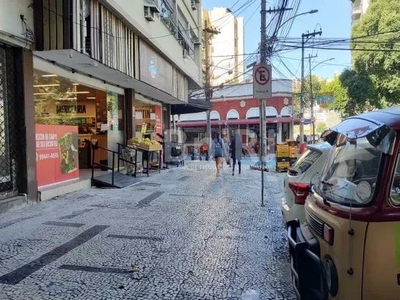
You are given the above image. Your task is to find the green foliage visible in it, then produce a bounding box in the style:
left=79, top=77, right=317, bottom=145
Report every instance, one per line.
left=293, top=76, right=329, bottom=115
left=326, top=74, right=349, bottom=117
left=339, top=70, right=381, bottom=117
left=352, top=0, right=400, bottom=106
left=316, top=122, right=327, bottom=133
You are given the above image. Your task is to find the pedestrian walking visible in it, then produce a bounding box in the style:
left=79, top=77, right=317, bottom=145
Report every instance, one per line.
left=221, top=129, right=231, bottom=167
left=211, top=133, right=227, bottom=176
left=229, top=131, right=245, bottom=176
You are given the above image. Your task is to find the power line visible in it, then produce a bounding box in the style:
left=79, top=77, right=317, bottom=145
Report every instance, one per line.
left=212, top=0, right=256, bottom=29
left=279, top=44, right=400, bottom=52
left=244, top=3, right=261, bottom=26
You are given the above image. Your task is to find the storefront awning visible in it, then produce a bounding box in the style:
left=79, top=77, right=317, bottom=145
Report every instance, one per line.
left=34, top=50, right=187, bottom=105
left=176, top=117, right=303, bottom=127
left=170, top=98, right=211, bottom=115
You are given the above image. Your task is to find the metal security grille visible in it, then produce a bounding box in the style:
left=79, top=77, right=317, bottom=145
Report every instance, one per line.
left=0, top=45, right=18, bottom=197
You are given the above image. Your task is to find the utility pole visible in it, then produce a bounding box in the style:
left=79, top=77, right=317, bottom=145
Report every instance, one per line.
left=300, top=30, right=322, bottom=145
left=259, top=0, right=267, bottom=207
left=204, top=25, right=219, bottom=160
left=308, top=53, right=317, bottom=144
left=257, top=4, right=292, bottom=207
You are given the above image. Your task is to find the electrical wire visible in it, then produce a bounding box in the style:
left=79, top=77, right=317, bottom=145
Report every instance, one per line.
left=274, top=52, right=300, bottom=78
left=244, top=3, right=261, bottom=26
left=214, top=0, right=257, bottom=30
left=41, top=3, right=400, bottom=53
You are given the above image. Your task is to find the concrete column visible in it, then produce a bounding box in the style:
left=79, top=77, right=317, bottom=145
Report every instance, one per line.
left=124, top=88, right=134, bottom=141
left=21, top=50, right=38, bottom=202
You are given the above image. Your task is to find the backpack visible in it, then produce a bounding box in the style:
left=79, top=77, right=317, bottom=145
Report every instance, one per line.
left=214, top=139, right=223, bottom=157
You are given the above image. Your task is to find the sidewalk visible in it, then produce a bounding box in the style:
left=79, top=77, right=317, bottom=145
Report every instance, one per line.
left=0, top=161, right=294, bottom=300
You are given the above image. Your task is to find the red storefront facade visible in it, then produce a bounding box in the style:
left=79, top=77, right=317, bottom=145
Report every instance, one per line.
left=175, top=81, right=297, bottom=154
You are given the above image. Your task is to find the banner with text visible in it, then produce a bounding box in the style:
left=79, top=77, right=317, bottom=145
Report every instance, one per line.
left=35, top=124, right=79, bottom=187
left=154, top=105, right=163, bottom=136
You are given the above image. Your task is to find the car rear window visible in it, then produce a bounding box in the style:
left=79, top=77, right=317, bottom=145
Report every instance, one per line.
left=290, top=149, right=322, bottom=175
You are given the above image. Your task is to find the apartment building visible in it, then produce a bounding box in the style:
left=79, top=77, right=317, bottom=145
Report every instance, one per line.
left=0, top=0, right=206, bottom=205
left=31, top=0, right=204, bottom=188
left=0, top=0, right=37, bottom=209
left=205, top=7, right=244, bottom=87
left=352, top=0, right=370, bottom=22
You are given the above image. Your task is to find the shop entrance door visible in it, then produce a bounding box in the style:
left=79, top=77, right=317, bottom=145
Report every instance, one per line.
left=0, top=45, right=19, bottom=197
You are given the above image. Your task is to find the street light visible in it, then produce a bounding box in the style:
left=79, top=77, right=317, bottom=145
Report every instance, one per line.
left=309, top=57, right=335, bottom=143
left=277, top=9, right=318, bottom=32
left=311, top=57, right=335, bottom=72
left=210, top=56, right=234, bottom=84
left=272, top=9, right=318, bottom=140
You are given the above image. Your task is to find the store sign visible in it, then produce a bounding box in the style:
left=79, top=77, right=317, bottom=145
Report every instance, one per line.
left=139, top=41, right=173, bottom=95
left=316, top=93, right=334, bottom=108
left=56, top=105, right=87, bottom=114
left=35, top=124, right=80, bottom=187
left=155, top=105, right=162, bottom=135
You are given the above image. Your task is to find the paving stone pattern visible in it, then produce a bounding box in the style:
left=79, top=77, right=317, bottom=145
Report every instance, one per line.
left=0, top=162, right=294, bottom=300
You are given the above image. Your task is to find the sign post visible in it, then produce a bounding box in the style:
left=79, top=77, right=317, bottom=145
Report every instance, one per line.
left=253, top=63, right=272, bottom=207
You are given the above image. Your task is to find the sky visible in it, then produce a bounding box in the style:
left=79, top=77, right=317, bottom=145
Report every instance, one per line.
left=202, top=0, right=352, bottom=80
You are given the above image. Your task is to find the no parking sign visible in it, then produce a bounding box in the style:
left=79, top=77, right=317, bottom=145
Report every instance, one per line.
left=253, top=63, right=272, bottom=99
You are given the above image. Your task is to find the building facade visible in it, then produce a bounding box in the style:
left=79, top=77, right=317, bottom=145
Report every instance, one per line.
left=0, top=0, right=37, bottom=206
left=175, top=80, right=296, bottom=154
left=352, top=0, right=370, bottom=22
left=206, top=7, right=244, bottom=86
left=30, top=0, right=202, bottom=189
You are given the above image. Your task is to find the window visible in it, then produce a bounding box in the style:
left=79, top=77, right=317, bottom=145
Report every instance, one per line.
left=290, top=149, right=322, bottom=176
left=318, top=136, right=382, bottom=206
left=390, top=154, right=400, bottom=205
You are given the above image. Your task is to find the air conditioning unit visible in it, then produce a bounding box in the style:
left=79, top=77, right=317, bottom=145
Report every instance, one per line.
left=191, top=0, right=197, bottom=10
left=144, top=5, right=160, bottom=22
left=192, top=37, right=201, bottom=45
left=183, top=49, right=189, bottom=58
left=144, top=6, right=155, bottom=21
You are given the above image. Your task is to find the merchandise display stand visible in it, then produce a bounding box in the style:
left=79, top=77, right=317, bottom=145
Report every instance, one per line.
left=130, top=143, right=162, bottom=177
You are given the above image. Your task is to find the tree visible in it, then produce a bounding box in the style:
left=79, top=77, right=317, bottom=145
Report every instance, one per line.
left=293, top=75, right=328, bottom=115
left=352, top=0, right=400, bottom=106
left=339, top=69, right=378, bottom=115
left=326, top=74, right=348, bottom=117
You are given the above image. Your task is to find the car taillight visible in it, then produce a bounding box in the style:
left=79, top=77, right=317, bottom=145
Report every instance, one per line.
left=323, top=223, right=334, bottom=245
left=288, top=182, right=310, bottom=205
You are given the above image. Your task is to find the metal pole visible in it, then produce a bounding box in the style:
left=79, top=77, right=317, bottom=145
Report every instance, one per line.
left=300, top=34, right=305, bottom=145
left=259, top=0, right=266, bottom=207
left=309, top=54, right=314, bottom=144
left=205, top=28, right=212, bottom=160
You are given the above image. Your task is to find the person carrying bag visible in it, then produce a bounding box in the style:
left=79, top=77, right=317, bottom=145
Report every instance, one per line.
left=211, top=133, right=226, bottom=176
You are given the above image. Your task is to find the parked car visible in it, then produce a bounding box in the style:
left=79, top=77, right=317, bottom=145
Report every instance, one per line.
left=281, top=142, right=331, bottom=226
left=287, top=108, right=400, bottom=300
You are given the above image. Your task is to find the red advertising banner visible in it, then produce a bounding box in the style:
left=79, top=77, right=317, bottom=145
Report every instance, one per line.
left=154, top=105, right=162, bottom=135
left=35, top=124, right=80, bottom=187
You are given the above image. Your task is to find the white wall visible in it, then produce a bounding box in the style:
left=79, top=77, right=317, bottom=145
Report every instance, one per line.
left=0, top=0, right=33, bottom=47
left=209, top=7, right=244, bottom=86
left=236, top=17, right=244, bottom=83
left=105, top=0, right=202, bottom=87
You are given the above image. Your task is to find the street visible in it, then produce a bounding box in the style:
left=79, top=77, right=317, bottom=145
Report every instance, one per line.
left=0, top=162, right=294, bottom=300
